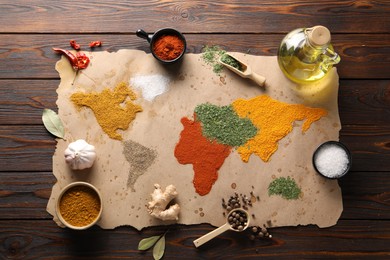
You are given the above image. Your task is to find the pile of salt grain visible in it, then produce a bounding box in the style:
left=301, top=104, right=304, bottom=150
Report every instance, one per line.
left=129, top=74, right=170, bottom=101
left=314, top=144, right=350, bottom=178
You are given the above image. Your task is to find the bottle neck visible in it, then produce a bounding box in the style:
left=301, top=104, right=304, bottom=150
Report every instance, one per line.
left=297, top=28, right=329, bottom=63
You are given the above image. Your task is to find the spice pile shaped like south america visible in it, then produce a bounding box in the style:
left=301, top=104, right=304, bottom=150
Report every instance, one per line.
left=174, top=95, right=327, bottom=196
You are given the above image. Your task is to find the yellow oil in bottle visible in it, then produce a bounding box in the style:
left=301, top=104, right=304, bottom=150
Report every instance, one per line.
left=277, top=26, right=340, bottom=84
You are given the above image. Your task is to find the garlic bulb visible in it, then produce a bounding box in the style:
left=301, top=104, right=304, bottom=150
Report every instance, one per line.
left=64, top=139, right=96, bottom=170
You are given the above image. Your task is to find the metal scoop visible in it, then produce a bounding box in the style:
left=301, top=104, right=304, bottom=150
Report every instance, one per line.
left=219, top=53, right=266, bottom=87
left=193, top=208, right=250, bottom=248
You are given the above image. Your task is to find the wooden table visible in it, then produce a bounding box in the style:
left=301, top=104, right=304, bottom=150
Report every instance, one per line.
left=1, top=1, right=389, bottom=259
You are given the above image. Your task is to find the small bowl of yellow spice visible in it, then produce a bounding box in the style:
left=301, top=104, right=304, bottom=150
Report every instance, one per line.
left=56, top=182, right=102, bottom=230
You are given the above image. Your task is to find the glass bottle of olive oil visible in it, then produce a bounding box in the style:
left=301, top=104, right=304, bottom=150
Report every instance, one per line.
left=277, top=26, right=340, bottom=84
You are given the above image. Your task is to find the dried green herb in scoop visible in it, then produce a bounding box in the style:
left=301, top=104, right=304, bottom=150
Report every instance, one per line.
left=220, top=54, right=242, bottom=71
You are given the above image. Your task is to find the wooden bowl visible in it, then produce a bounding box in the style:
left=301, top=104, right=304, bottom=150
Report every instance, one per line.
left=56, top=181, right=103, bottom=230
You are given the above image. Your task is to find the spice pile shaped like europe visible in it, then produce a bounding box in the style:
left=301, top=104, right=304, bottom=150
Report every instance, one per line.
left=174, top=95, right=327, bottom=196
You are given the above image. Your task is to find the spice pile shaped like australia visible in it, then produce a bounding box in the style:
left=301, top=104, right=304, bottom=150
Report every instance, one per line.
left=70, top=82, right=142, bottom=140
left=175, top=95, right=327, bottom=196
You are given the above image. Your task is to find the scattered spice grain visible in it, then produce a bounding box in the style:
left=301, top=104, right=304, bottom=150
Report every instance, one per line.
left=220, top=192, right=271, bottom=239
left=249, top=224, right=272, bottom=240
left=201, top=45, right=226, bottom=74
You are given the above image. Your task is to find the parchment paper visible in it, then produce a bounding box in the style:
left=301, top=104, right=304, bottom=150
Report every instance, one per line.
left=47, top=50, right=342, bottom=230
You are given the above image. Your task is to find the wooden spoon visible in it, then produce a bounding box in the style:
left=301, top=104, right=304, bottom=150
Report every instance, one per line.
left=219, top=53, right=266, bottom=87
left=193, top=208, right=250, bottom=248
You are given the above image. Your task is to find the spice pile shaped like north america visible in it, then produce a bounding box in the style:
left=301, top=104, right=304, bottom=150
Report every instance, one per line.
left=70, top=82, right=142, bottom=140
left=174, top=95, right=327, bottom=196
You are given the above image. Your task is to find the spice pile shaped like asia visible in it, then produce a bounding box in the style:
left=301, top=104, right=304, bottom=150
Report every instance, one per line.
left=174, top=95, right=327, bottom=196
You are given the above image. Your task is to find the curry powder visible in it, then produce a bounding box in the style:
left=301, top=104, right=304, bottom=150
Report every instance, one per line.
left=70, top=82, right=142, bottom=140
left=59, top=185, right=101, bottom=227
left=232, top=95, right=327, bottom=162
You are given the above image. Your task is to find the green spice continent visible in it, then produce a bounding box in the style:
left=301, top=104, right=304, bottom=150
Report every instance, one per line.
left=195, top=103, right=258, bottom=147
left=268, top=176, right=301, bottom=200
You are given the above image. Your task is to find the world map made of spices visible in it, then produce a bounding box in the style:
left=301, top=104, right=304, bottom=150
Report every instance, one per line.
left=70, top=82, right=327, bottom=195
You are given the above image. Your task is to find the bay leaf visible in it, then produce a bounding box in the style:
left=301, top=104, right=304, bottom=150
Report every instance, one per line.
left=152, top=235, right=165, bottom=260
left=42, top=108, right=65, bottom=139
left=138, top=235, right=161, bottom=251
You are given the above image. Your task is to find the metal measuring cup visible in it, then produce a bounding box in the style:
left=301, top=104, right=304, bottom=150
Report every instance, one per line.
left=193, top=208, right=250, bottom=248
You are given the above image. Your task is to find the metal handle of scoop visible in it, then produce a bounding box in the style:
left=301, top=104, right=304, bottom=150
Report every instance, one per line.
left=193, top=223, right=231, bottom=248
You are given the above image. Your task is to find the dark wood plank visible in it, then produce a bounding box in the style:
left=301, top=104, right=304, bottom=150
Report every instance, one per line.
left=1, top=171, right=389, bottom=220
left=339, top=125, right=390, bottom=172
left=0, top=172, right=56, bottom=220
left=1, top=79, right=389, bottom=125
left=1, top=1, right=389, bottom=33
left=0, top=220, right=389, bottom=259
left=0, top=80, right=58, bottom=125
left=0, top=126, right=56, bottom=172
left=338, top=80, right=390, bottom=126
left=339, top=172, right=390, bottom=220
left=0, top=34, right=389, bottom=79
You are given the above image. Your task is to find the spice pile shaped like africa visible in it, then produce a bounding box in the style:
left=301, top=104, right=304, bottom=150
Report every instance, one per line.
left=174, top=95, right=327, bottom=196
left=70, top=82, right=142, bottom=140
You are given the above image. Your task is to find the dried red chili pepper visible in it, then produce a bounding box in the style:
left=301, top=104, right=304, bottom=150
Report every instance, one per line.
left=69, top=39, right=81, bottom=50
left=52, top=48, right=79, bottom=70
left=52, top=48, right=90, bottom=70
left=89, top=41, right=102, bottom=48
left=75, top=52, right=90, bottom=69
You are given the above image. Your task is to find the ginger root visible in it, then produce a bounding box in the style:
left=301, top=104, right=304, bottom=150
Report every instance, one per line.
left=147, top=184, right=180, bottom=221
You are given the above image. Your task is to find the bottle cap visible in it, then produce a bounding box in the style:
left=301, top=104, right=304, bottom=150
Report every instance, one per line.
left=308, top=26, right=331, bottom=47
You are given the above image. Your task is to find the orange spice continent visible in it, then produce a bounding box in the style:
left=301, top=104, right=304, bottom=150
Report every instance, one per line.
left=174, top=116, right=231, bottom=196
left=232, top=95, right=327, bottom=162
left=70, top=82, right=142, bottom=140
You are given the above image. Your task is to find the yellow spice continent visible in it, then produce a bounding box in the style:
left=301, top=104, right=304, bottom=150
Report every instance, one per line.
left=70, top=82, right=142, bottom=140
left=232, top=95, right=327, bottom=162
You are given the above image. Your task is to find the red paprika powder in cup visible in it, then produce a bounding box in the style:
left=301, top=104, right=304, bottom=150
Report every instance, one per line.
left=152, top=34, right=184, bottom=61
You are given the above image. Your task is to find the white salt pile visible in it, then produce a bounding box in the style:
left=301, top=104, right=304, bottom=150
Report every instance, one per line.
left=129, top=74, right=170, bottom=101
left=314, top=143, right=350, bottom=178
